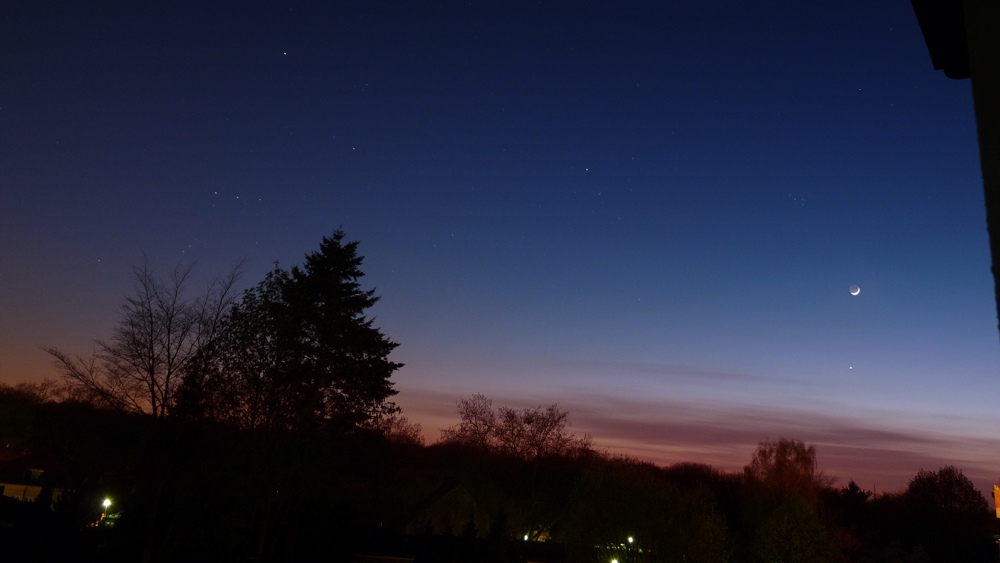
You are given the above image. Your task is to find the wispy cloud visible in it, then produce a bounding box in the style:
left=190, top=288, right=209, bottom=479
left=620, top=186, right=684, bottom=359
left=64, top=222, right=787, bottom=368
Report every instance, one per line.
left=556, top=358, right=779, bottom=383
left=565, top=394, right=1000, bottom=496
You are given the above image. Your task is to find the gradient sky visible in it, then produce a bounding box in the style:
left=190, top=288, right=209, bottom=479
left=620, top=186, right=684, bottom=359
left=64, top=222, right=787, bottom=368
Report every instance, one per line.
left=2, top=1, right=997, bottom=496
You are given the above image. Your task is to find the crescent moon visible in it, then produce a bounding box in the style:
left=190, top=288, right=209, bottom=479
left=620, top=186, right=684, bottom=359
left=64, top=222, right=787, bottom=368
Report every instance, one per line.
left=850, top=285, right=860, bottom=296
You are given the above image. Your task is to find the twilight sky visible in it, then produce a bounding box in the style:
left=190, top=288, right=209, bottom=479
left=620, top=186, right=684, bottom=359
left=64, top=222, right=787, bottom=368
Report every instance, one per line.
left=1, top=1, right=997, bottom=495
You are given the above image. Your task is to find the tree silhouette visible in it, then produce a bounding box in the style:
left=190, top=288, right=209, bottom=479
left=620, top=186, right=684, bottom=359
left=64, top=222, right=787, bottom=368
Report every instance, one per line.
left=179, top=231, right=402, bottom=429
left=900, top=465, right=994, bottom=562
left=904, top=465, right=989, bottom=514
left=46, top=261, right=240, bottom=416
left=743, top=438, right=824, bottom=505
left=368, top=412, right=425, bottom=446
left=440, top=394, right=591, bottom=459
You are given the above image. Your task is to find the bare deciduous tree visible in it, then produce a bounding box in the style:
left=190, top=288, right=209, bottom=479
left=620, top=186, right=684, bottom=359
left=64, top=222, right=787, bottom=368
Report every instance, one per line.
left=367, top=412, right=425, bottom=446
left=440, top=394, right=591, bottom=458
left=45, top=261, right=241, bottom=416
left=743, top=438, right=829, bottom=504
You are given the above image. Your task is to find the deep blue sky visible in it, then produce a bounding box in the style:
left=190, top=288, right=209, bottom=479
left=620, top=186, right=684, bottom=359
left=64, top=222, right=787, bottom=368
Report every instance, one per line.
left=2, top=1, right=997, bottom=494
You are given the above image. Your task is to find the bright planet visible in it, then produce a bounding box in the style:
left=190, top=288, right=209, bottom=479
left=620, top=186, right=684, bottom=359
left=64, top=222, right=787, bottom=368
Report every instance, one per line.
left=850, top=285, right=861, bottom=296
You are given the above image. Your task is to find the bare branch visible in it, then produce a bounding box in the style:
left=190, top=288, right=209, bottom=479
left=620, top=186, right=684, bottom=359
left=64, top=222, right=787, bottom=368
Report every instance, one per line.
left=44, top=259, right=242, bottom=417
left=440, top=394, right=590, bottom=458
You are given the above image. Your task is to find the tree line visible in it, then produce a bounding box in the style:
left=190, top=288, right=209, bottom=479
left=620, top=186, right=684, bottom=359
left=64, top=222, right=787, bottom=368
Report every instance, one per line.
left=1, top=384, right=996, bottom=562
left=3, top=231, right=997, bottom=561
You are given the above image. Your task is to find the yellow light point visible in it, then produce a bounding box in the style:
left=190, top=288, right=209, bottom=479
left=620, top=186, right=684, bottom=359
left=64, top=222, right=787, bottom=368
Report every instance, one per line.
left=628, top=536, right=633, bottom=543
left=102, top=498, right=111, bottom=509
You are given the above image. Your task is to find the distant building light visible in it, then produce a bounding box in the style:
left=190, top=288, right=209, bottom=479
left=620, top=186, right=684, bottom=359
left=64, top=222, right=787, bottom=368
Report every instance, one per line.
left=994, top=481, right=999, bottom=518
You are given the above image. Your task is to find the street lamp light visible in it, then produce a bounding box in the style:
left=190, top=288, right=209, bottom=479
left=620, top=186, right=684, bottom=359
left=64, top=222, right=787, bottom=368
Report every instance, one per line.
left=98, top=498, right=112, bottom=526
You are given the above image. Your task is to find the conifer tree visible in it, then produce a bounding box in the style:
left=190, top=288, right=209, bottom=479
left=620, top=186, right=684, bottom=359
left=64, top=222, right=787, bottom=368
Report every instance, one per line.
left=180, top=231, right=402, bottom=429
